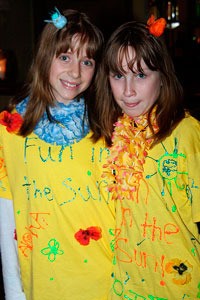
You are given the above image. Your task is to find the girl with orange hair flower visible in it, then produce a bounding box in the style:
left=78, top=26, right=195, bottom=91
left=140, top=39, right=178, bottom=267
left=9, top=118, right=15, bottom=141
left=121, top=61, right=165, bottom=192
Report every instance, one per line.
left=91, top=16, right=200, bottom=299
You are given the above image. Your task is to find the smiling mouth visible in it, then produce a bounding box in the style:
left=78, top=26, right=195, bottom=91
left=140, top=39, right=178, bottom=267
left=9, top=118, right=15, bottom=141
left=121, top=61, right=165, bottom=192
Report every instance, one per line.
left=61, top=80, right=80, bottom=88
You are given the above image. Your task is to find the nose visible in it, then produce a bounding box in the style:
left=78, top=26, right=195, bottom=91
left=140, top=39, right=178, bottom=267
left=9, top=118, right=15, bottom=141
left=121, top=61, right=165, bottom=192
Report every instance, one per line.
left=68, top=60, right=81, bottom=79
left=124, top=77, right=136, bottom=97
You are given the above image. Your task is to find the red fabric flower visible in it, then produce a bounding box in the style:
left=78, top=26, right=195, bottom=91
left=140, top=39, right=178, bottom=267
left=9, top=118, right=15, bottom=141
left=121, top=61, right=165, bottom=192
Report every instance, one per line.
left=147, top=14, right=167, bottom=37
left=74, top=226, right=102, bottom=246
left=0, top=110, right=23, bottom=133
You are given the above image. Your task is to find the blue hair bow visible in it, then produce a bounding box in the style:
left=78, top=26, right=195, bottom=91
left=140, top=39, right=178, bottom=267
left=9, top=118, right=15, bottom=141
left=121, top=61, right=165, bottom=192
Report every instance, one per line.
left=44, top=7, right=67, bottom=29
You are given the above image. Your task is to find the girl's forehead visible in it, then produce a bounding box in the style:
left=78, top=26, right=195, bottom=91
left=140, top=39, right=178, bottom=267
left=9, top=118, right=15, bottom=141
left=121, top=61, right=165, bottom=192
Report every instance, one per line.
left=70, top=34, right=86, bottom=49
left=118, top=45, right=135, bottom=58
left=117, top=47, right=145, bottom=68
left=58, top=33, right=89, bottom=56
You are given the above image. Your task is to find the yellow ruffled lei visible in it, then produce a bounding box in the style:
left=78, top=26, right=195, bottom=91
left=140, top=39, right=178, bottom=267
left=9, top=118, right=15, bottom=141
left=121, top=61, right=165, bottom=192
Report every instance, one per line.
left=103, top=108, right=158, bottom=201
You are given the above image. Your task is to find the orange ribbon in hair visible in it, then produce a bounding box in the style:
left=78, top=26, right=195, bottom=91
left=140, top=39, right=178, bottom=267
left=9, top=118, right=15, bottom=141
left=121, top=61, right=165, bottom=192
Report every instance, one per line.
left=147, top=15, right=167, bottom=37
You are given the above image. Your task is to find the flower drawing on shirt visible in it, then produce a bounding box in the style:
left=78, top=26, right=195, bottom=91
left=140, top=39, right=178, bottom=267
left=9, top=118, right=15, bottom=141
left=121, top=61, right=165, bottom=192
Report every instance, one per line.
left=41, top=238, right=64, bottom=262
left=146, top=138, right=188, bottom=196
left=165, top=258, right=193, bottom=285
left=0, top=110, right=23, bottom=133
left=74, top=226, right=102, bottom=246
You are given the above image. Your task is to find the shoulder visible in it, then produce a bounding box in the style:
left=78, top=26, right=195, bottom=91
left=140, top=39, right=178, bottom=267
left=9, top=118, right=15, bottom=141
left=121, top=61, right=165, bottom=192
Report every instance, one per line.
left=171, top=114, right=200, bottom=151
left=175, top=114, right=200, bottom=135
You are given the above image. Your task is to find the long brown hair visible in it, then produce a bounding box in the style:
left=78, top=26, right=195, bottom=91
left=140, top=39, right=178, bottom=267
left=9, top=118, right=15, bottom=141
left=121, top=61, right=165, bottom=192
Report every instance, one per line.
left=91, top=21, right=185, bottom=146
left=8, top=9, right=104, bottom=136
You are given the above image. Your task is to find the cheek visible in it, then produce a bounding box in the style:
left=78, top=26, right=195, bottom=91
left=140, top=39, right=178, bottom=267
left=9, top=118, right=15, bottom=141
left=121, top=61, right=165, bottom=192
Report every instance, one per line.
left=49, top=64, right=59, bottom=82
left=150, top=81, right=161, bottom=99
left=85, top=69, right=95, bottom=83
left=110, top=81, right=120, bottom=96
left=49, top=70, right=54, bottom=85
left=154, top=85, right=161, bottom=100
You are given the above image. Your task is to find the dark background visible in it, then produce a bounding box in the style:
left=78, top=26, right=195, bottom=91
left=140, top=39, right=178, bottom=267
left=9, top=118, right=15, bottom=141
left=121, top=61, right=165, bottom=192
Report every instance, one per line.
left=0, top=0, right=200, bottom=115
left=0, top=0, right=200, bottom=298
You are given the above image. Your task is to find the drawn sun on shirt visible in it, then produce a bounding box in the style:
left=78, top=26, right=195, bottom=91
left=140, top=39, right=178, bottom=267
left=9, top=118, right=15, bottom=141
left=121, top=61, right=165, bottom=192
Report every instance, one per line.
left=146, top=138, right=188, bottom=197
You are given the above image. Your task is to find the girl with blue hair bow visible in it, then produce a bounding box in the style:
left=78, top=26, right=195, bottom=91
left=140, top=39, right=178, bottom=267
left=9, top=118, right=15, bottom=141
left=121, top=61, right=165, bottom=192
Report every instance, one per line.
left=0, top=8, right=115, bottom=300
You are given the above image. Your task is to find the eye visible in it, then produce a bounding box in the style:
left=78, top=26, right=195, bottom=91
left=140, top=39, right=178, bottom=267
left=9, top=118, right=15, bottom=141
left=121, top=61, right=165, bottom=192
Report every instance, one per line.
left=59, top=54, right=69, bottom=61
left=110, top=73, right=123, bottom=80
left=82, top=59, right=94, bottom=67
left=116, top=74, right=123, bottom=79
left=136, top=72, right=146, bottom=79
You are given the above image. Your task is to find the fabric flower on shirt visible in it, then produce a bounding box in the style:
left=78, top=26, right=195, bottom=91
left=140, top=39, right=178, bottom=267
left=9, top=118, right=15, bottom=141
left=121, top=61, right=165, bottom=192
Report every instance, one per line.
left=74, top=226, right=102, bottom=246
left=0, top=110, right=23, bottom=133
left=165, top=258, right=193, bottom=285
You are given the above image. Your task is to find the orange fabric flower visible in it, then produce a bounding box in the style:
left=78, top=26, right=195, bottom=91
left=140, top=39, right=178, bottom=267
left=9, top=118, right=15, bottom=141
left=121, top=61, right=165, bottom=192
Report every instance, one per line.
left=74, top=226, right=102, bottom=246
left=147, top=14, right=167, bottom=37
left=0, top=110, right=23, bottom=133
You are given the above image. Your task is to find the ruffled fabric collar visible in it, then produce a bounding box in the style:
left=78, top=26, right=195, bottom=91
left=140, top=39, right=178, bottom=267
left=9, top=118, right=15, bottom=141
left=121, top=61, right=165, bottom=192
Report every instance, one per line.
left=16, top=97, right=90, bottom=146
left=103, top=108, right=158, bottom=201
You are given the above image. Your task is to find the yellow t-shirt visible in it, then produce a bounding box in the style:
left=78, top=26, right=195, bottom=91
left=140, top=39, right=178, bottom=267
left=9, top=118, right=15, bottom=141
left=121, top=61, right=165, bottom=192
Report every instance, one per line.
left=110, top=116, right=200, bottom=300
left=0, top=126, right=115, bottom=300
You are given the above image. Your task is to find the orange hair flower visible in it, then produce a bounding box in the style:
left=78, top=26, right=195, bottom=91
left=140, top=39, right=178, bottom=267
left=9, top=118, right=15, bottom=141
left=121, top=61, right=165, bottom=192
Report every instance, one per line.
left=0, top=110, right=23, bottom=133
left=147, top=14, right=167, bottom=37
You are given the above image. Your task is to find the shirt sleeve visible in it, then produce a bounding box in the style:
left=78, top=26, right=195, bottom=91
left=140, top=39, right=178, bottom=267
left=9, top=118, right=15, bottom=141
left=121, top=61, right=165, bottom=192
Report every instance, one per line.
left=0, top=128, right=12, bottom=200
left=188, top=151, right=200, bottom=224
left=0, top=198, right=26, bottom=300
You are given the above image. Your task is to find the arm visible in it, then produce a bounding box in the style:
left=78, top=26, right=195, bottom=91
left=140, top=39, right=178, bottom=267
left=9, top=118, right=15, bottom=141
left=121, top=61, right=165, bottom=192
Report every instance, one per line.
left=0, top=198, right=26, bottom=300
left=197, top=222, right=200, bottom=234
